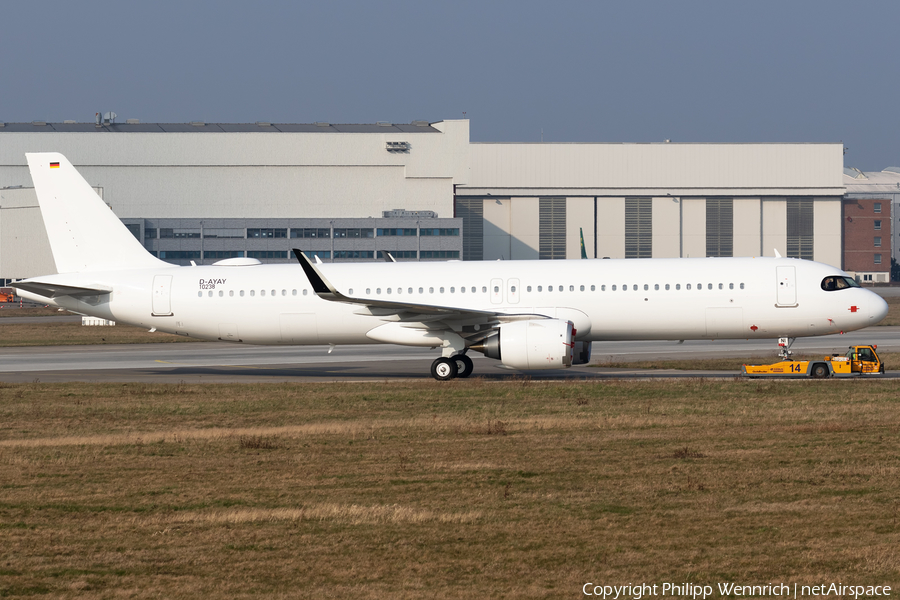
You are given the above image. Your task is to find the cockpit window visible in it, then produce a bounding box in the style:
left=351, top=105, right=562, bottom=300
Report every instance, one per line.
left=821, top=276, right=860, bottom=291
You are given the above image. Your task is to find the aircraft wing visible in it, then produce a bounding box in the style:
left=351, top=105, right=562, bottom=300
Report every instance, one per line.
left=292, top=249, right=547, bottom=327
left=13, top=280, right=112, bottom=299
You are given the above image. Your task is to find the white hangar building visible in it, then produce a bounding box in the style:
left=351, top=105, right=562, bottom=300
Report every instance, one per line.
left=0, top=118, right=844, bottom=283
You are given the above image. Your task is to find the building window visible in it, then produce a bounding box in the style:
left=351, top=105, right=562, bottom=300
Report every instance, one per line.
left=875, top=237, right=882, bottom=247
left=377, top=250, right=417, bottom=259
left=875, top=254, right=882, bottom=265
left=247, top=228, right=287, bottom=239
left=625, top=197, right=652, bottom=259
left=874, top=220, right=882, bottom=230
left=291, top=228, right=331, bottom=239
left=203, top=228, right=244, bottom=238
left=333, top=250, right=375, bottom=259
left=204, top=251, right=244, bottom=259
left=874, top=202, right=882, bottom=213
left=420, top=251, right=460, bottom=259
left=160, top=228, right=201, bottom=239
left=335, top=228, right=374, bottom=238
left=302, top=250, right=331, bottom=259
left=159, top=250, right=201, bottom=260
left=706, top=198, right=733, bottom=257
left=420, top=228, right=459, bottom=236
left=144, top=228, right=157, bottom=239
left=539, top=198, right=567, bottom=259
left=376, top=228, right=416, bottom=237
left=247, top=250, right=288, bottom=259
left=456, top=197, right=483, bottom=261
left=786, top=198, right=814, bottom=260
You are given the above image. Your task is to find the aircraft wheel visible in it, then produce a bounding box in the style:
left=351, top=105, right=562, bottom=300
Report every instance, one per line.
left=454, top=354, right=474, bottom=378
left=811, top=363, right=829, bottom=379
left=431, top=357, right=458, bottom=381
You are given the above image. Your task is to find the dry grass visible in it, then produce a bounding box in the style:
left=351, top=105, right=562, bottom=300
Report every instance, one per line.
left=0, top=306, right=66, bottom=317
left=0, top=321, right=203, bottom=346
left=1, top=380, right=898, bottom=598
left=878, top=296, right=900, bottom=326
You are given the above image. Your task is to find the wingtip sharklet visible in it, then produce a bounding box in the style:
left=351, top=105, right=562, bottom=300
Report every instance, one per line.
left=291, top=249, right=337, bottom=296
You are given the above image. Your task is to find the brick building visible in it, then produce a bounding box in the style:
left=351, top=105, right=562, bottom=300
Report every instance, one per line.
left=842, top=197, right=891, bottom=282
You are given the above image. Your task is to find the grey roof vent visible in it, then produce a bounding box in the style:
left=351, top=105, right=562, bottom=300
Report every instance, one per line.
left=411, top=120, right=429, bottom=126
left=190, top=121, right=205, bottom=127
left=315, top=122, right=330, bottom=127
left=126, top=118, right=140, bottom=124
left=32, top=121, right=47, bottom=126
left=64, top=120, right=77, bottom=124
left=376, top=121, right=392, bottom=127
left=256, top=121, right=271, bottom=127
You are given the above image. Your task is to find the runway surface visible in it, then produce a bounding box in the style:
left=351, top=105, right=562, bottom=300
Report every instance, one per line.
left=1, top=325, right=897, bottom=383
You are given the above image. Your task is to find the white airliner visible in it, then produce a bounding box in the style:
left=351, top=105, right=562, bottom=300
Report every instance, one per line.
left=14, top=152, right=889, bottom=380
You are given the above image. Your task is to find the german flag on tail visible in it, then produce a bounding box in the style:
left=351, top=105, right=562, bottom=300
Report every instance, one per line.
left=50, top=162, right=60, bottom=169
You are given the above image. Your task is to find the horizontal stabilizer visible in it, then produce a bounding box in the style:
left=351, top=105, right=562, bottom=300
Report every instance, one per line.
left=13, top=280, right=112, bottom=299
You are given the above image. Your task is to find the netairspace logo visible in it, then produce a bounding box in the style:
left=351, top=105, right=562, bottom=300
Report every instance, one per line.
left=581, top=582, right=892, bottom=599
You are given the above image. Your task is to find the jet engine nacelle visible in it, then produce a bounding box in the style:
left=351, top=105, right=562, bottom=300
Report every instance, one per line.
left=572, top=341, right=592, bottom=365
left=472, top=319, right=575, bottom=370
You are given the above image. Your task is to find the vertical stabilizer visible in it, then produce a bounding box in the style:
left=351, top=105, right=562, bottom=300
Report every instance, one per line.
left=25, top=152, right=169, bottom=273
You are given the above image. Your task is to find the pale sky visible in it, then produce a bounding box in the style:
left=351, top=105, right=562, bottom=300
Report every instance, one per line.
left=3, top=0, right=899, bottom=170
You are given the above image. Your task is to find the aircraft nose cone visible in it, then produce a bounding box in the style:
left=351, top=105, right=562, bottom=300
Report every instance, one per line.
left=870, top=293, right=889, bottom=324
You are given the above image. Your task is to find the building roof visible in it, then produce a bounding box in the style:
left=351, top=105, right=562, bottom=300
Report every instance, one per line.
left=843, top=167, right=900, bottom=194
left=0, top=121, right=440, bottom=134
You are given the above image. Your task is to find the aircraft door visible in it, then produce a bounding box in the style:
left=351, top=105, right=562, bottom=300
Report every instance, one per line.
left=776, top=266, right=797, bottom=307
left=507, top=278, right=520, bottom=304
left=490, top=278, right=503, bottom=304
left=151, top=275, right=173, bottom=316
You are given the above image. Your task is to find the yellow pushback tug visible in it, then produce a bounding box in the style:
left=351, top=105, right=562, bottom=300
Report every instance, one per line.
left=742, top=342, right=884, bottom=379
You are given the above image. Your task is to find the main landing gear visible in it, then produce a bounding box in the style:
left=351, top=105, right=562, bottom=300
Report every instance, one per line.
left=430, top=354, right=474, bottom=381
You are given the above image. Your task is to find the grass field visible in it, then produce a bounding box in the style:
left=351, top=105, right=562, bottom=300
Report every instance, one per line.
left=1, top=380, right=898, bottom=598
left=0, top=321, right=202, bottom=346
